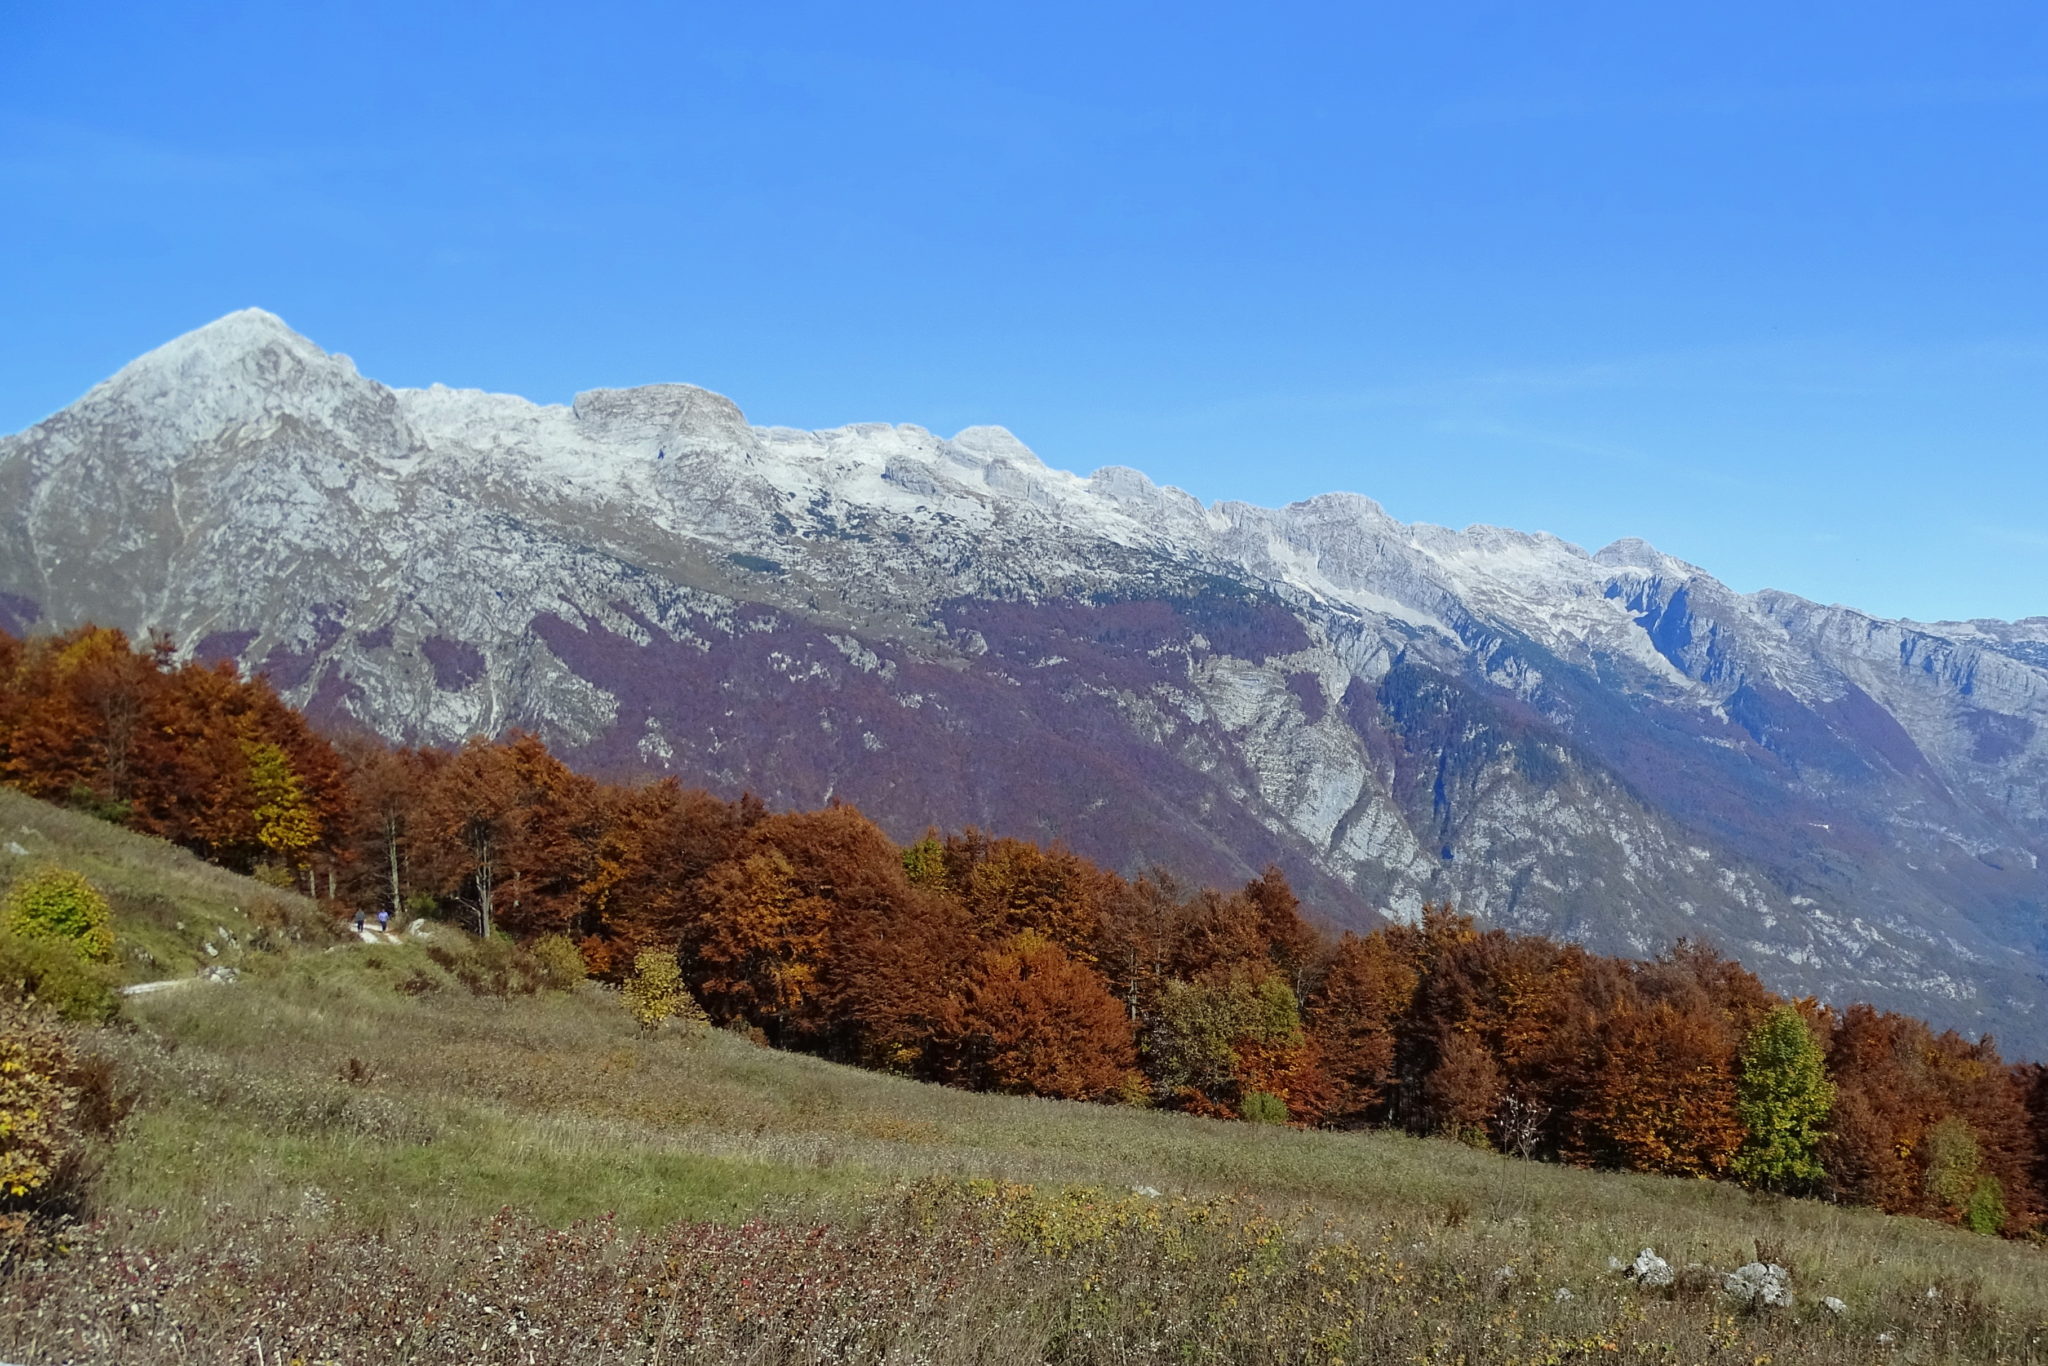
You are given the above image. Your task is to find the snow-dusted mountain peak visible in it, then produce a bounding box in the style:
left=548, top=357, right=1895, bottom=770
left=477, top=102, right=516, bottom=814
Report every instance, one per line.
left=102, top=307, right=334, bottom=395
left=1281, top=490, right=1398, bottom=529
left=946, top=425, right=1041, bottom=468
left=1593, top=536, right=1707, bottom=580
left=1086, top=465, right=1211, bottom=527
left=53, top=309, right=405, bottom=466
left=158, top=305, right=309, bottom=356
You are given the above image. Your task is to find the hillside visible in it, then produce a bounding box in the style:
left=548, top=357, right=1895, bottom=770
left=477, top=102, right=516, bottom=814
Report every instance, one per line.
left=2, top=311, right=2045, bottom=1052
left=0, top=786, right=327, bottom=986
left=3, top=790, right=2045, bottom=1363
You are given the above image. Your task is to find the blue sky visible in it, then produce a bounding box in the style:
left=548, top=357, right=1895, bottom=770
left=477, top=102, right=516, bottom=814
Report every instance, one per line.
left=3, top=1, right=2044, bottom=622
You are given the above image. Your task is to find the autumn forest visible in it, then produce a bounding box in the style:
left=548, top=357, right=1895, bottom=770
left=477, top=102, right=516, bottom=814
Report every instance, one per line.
left=3, top=623, right=2044, bottom=1239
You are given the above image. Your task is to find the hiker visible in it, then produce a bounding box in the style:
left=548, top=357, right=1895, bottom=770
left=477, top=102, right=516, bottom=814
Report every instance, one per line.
left=353, top=908, right=366, bottom=934
left=377, top=908, right=391, bottom=935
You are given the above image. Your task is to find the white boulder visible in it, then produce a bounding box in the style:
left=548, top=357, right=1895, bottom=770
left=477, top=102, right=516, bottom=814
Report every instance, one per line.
left=1723, top=1261, right=1794, bottom=1309
left=1622, top=1248, right=1674, bottom=1288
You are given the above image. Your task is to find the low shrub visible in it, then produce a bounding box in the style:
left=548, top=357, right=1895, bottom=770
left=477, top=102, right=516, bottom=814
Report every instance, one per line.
left=394, top=968, right=442, bottom=996
left=0, top=1000, right=125, bottom=1244
left=2, top=867, right=114, bottom=962
left=423, top=937, right=546, bottom=997
left=1240, top=1090, right=1288, bottom=1124
left=530, top=934, right=588, bottom=991
left=249, top=863, right=298, bottom=890
left=0, top=930, right=120, bottom=1024
left=1965, top=1175, right=2008, bottom=1237
left=622, top=950, right=708, bottom=1033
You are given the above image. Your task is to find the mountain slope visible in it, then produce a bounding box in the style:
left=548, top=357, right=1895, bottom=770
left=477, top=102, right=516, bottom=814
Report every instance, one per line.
left=4, top=310, right=2045, bottom=1050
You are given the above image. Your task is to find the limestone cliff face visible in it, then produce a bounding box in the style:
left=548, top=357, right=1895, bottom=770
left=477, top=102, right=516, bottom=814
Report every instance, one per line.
left=6, top=311, right=2045, bottom=1052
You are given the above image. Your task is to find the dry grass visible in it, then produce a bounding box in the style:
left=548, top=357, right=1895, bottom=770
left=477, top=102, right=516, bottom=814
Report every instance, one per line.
left=6, top=1179, right=2045, bottom=1364
left=3, top=788, right=2046, bottom=1363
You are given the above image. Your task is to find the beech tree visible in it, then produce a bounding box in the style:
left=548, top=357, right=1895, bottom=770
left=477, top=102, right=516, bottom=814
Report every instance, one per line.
left=244, top=740, right=320, bottom=880
left=952, top=835, right=1107, bottom=961
left=337, top=738, right=429, bottom=922
left=827, top=886, right=974, bottom=1072
left=1420, top=1031, right=1504, bottom=1141
left=1091, top=872, right=1177, bottom=1023
left=1923, top=1115, right=2005, bottom=1234
left=1819, top=1005, right=2038, bottom=1232
left=1147, top=969, right=1312, bottom=1119
left=1308, top=931, right=1416, bottom=1126
left=2022, top=1064, right=2048, bottom=1216
left=1731, top=1004, right=1834, bottom=1193
left=690, top=849, right=831, bottom=1041
left=1242, top=865, right=1322, bottom=998
left=1579, top=998, right=1743, bottom=1176
left=57, top=626, right=158, bottom=808
left=578, top=778, right=745, bottom=974
left=938, top=932, right=1137, bottom=1101
left=1166, top=889, right=1271, bottom=984
left=419, top=738, right=521, bottom=938
left=490, top=733, right=605, bottom=937
left=0, top=628, right=121, bottom=806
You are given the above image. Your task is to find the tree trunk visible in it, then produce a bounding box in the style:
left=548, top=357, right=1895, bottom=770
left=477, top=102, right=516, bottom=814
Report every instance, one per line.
left=473, top=840, right=495, bottom=939
left=386, top=814, right=403, bottom=920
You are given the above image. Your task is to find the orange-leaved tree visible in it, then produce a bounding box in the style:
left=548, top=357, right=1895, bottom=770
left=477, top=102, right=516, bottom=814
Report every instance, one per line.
left=936, top=931, right=1138, bottom=1102
left=1307, top=930, right=1417, bottom=1127
left=417, top=737, right=521, bottom=937
left=1578, top=996, right=1743, bottom=1176
left=688, top=848, right=831, bottom=1043
left=951, top=834, right=1110, bottom=963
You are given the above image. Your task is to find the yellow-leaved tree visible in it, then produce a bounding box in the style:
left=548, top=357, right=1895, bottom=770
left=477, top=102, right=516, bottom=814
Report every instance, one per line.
left=243, top=740, right=320, bottom=876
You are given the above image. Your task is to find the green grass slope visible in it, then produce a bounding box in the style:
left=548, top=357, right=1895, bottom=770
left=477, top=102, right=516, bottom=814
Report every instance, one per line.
left=3, top=788, right=2044, bottom=1364
left=0, top=786, right=330, bottom=984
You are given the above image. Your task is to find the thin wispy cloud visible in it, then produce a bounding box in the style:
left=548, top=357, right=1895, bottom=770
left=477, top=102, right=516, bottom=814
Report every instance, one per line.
left=1437, top=77, right=2048, bottom=127
left=1425, top=416, right=1750, bottom=492
left=1970, top=525, right=2048, bottom=551
left=1161, top=333, right=2048, bottom=429
left=0, top=117, right=306, bottom=189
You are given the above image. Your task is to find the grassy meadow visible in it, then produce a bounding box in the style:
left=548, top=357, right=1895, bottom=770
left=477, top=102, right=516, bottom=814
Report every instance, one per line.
left=2, top=788, right=2045, bottom=1363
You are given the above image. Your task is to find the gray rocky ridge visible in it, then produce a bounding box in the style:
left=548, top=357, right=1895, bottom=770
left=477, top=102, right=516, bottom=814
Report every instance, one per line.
left=3, top=310, right=2045, bottom=1052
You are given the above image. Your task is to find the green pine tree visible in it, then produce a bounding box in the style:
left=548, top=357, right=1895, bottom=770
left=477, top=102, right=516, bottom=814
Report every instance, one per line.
left=1731, top=1004, right=1834, bottom=1193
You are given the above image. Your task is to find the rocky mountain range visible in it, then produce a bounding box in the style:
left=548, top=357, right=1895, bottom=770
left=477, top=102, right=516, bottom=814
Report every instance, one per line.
left=4, top=310, right=2045, bottom=1053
